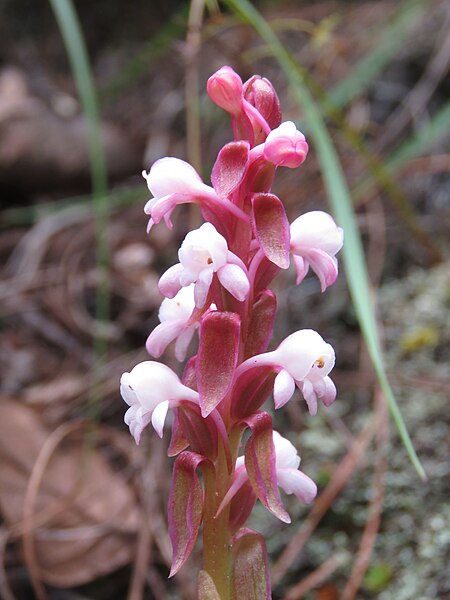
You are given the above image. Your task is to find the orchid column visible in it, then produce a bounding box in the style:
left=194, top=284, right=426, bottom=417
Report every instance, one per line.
left=120, top=66, right=343, bottom=599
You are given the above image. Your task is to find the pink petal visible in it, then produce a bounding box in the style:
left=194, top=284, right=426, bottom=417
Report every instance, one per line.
left=206, top=66, right=243, bottom=114
left=150, top=192, right=197, bottom=226
left=306, top=249, right=339, bottom=292
left=146, top=320, right=185, bottom=357
left=263, top=121, right=308, bottom=168
left=276, top=468, right=317, bottom=504
left=158, top=264, right=183, bottom=298
left=243, top=75, right=282, bottom=131
left=315, top=375, right=337, bottom=407
left=273, top=369, right=296, bottom=409
left=217, top=264, right=250, bottom=302
left=292, top=254, right=309, bottom=285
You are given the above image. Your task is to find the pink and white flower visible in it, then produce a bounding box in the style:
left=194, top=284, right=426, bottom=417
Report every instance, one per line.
left=290, top=211, right=344, bottom=292
left=217, top=430, right=316, bottom=517
left=236, top=329, right=336, bottom=415
left=272, top=431, right=317, bottom=503
left=158, top=222, right=250, bottom=308
left=146, top=285, right=199, bottom=361
left=120, top=361, right=198, bottom=443
left=263, top=121, right=308, bottom=168
left=142, top=157, right=248, bottom=233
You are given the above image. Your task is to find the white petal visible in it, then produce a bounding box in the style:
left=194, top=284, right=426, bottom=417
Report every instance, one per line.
left=300, top=378, right=318, bottom=416
left=273, top=329, right=327, bottom=381
left=158, top=284, right=195, bottom=322
left=292, top=254, right=309, bottom=285
left=273, top=369, right=296, bottom=409
left=273, top=431, right=300, bottom=470
left=174, top=326, right=196, bottom=361
left=179, top=222, right=228, bottom=277
left=277, top=468, right=317, bottom=504
left=315, top=376, right=337, bottom=407
left=144, top=157, right=203, bottom=199
left=158, top=264, right=183, bottom=298
left=151, top=400, right=170, bottom=438
left=120, top=372, right=139, bottom=407
left=145, top=320, right=184, bottom=358
left=194, top=268, right=214, bottom=307
left=290, top=211, right=343, bottom=255
left=217, top=263, right=250, bottom=301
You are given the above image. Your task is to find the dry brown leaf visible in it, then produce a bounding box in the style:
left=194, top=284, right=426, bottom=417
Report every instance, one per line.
left=0, top=397, right=140, bottom=587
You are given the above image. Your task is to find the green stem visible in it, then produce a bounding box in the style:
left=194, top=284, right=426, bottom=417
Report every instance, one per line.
left=202, top=446, right=232, bottom=599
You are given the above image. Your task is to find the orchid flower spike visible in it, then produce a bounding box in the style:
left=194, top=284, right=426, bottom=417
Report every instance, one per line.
left=120, top=361, right=198, bottom=443
left=146, top=285, right=199, bottom=361
left=158, top=222, right=250, bottom=308
left=263, top=121, right=309, bottom=168
left=237, top=329, right=336, bottom=416
left=217, top=430, right=316, bottom=517
left=290, top=211, right=344, bottom=292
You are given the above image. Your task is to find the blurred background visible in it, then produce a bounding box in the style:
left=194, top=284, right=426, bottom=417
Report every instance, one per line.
left=0, top=0, right=449, bottom=598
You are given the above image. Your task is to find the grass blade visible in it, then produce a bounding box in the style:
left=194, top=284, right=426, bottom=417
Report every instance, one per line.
left=49, top=0, right=109, bottom=415
left=223, top=0, right=425, bottom=479
left=330, top=0, right=426, bottom=108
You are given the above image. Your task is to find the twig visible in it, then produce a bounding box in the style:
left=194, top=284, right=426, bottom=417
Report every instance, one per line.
left=283, top=552, right=349, bottom=600
left=0, top=528, right=16, bottom=600
left=341, top=390, right=389, bottom=600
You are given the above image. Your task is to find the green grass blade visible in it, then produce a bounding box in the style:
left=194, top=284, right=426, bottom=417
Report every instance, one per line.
left=330, top=0, right=425, bottom=108
left=99, top=4, right=189, bottom=105
left=387, top=101, right=450, bottom=168
left=224, top=0, right=425, bottom=479
left=49, top=0, right=109, bottom=415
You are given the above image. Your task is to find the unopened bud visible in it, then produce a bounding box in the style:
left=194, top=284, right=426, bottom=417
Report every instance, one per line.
left=207, top=66, right=243, bottom=114
left=263, top=121, right=308, bottom=168
left=243, top=75, right=282, bottom=130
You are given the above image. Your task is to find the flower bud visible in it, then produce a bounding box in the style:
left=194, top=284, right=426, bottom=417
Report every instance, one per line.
left=263, top=121, right=308, bottom=168
left=243, top=75, right=282, bottom=130
left=207, top=66, right=243, bottom=115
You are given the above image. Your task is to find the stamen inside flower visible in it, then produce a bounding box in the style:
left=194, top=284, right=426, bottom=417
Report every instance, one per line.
left=315, top=357, right=325, bottom=369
